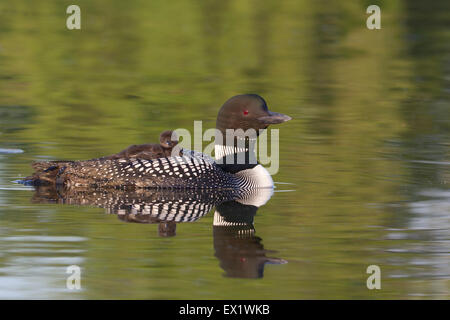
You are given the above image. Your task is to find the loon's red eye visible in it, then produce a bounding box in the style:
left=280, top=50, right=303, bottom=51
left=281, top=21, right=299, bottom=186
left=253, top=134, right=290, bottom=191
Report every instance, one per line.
left=243, top=110, right=249, bottom=115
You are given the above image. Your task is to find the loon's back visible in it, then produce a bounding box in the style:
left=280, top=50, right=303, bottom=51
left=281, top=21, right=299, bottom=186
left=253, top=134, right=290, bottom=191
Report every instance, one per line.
left=25, top=154, right=241, bottom=189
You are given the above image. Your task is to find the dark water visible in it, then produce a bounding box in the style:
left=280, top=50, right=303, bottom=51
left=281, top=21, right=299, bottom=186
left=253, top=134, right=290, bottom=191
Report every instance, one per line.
left=0, top=0, right=449, bottom=299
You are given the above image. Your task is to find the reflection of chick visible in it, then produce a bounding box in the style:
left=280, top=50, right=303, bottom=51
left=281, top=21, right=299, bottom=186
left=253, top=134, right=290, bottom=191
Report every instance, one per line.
left=158, top=221, right=177, bottom=237
left=116, top=214, right=177, bottom=237
left=102, top=130, right=180, bottom=160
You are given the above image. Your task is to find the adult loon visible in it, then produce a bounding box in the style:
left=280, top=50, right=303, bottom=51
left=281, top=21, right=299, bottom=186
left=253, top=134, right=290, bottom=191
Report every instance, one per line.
left=23, top=94, right=291, bottom=189
left=98, top=130, right=180, bottom=160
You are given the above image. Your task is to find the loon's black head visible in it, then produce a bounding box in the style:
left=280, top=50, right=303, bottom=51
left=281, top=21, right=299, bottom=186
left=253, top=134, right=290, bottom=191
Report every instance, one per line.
left=216, top=94, right=291, bottom=135
left=159, top=130, right=179, bottom=148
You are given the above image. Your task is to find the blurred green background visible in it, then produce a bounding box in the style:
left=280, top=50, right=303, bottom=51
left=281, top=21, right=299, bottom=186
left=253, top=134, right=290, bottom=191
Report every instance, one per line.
left=0, top=0, right=448, bottom=299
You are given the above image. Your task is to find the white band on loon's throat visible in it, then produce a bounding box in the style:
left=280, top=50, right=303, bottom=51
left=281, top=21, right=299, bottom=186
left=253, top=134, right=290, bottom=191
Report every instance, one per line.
left=214, top=144, right=249, bottom=160
left=214, top=137, right=257, bottom=160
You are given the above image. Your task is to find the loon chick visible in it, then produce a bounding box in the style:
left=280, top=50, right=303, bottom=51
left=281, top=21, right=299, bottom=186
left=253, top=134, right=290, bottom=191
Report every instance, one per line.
left=23, top=94, right=291, bottom=189
left=99, top=130, right=180, bottom=160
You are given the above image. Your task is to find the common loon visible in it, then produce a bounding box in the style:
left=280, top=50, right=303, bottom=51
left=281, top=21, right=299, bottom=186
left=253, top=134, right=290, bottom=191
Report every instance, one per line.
left=23, top=94, right=291, bottom=189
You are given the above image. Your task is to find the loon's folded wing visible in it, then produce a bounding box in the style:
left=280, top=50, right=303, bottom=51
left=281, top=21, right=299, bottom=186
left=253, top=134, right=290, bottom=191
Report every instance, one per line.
left=23, top=151, right=234, bottom=189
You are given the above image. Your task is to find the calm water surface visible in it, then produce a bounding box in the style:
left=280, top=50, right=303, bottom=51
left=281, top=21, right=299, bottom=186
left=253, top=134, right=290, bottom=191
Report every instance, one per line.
left=0, top=1, right=449, bottom=299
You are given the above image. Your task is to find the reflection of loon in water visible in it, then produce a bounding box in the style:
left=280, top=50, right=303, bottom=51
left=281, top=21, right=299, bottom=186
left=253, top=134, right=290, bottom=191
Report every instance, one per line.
left=213, top=197, right=287, bottom=278
left=31, top=185, right=286, bottom=278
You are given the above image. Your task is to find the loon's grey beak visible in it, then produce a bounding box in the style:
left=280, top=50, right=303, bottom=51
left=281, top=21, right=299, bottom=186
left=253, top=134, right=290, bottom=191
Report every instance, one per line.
left=257, top=111, right=292, bottom=125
